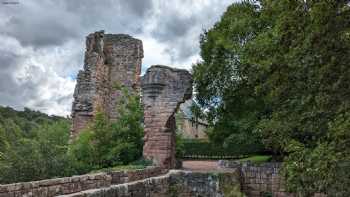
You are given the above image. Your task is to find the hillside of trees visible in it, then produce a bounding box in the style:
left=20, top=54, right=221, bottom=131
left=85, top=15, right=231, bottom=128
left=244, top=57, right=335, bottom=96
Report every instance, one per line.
left=0, top=106, right=72, bottom=183
left=0, top=106, right=69, bottom=136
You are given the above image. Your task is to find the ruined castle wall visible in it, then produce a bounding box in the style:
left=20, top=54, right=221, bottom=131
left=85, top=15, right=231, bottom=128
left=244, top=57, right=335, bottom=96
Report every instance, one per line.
left=141, top=65, right=192, bottom=169
left=0, top=167, right=164, bottom=197
left=58, top=170, right=242, bottom=197
left=71, top=31, right=143, bottom=137
left=71, top=32, right=106, bottom=134
left=103, top=34, right=143, bottom=121
left=0, top=162, right=330, bottom=197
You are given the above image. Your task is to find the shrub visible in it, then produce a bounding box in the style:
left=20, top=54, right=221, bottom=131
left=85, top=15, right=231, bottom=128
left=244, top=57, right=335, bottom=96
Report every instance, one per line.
left=69, top=86, right=144, bottom=172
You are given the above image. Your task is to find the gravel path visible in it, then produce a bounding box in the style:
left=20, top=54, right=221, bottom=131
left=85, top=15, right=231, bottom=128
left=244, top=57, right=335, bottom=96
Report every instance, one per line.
left=182, top=160, right=219, bottom=171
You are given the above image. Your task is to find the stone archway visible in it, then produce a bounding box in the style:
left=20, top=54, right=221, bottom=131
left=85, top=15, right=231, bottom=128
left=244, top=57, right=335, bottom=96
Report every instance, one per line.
left=141, top=65, right=192, bottom=169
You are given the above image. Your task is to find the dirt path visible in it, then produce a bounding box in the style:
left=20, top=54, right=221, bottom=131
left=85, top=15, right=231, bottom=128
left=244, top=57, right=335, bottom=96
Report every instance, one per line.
left=182, top=160, right=219, bottom=171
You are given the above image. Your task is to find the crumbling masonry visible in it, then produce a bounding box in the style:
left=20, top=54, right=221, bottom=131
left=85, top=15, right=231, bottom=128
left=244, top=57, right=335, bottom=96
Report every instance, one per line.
left=71, top=31, right=143, bottom=137
left=71, top=31, right=192, bottom=169
left=142, top=65, right=192, bottom=168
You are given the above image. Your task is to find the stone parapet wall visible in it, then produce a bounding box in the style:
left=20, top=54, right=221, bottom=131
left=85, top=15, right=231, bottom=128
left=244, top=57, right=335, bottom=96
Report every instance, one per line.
left=58, top=170, right=242, bottom=197
left=219, top=161, right=327, bottom=197
left=0, top=167, right=164, bottom=197
left=0, top=163, right=330, bottom=197
left=167, top=170, right=242, bottom=197
left=59, top=173, right=171, bottom=197
left=108, top=167, right=166, bottom=185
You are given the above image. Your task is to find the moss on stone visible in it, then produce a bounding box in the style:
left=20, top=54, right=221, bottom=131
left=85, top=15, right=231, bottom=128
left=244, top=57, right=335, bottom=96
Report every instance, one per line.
left=218, top=172, right=245, bottom=197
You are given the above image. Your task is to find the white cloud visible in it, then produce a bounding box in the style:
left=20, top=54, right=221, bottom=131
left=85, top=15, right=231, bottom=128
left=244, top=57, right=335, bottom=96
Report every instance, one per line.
left=0, top=0, right=237, bottom=116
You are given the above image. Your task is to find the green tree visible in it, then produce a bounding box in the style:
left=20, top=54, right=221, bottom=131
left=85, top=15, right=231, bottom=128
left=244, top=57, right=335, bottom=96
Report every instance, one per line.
left=70, top=86, right=144, bottom=172
left=193, top=0, right=350, bottom=195
left=193, top=1, right=266, bottom=155
left=0, top=121, right=73, bottom=183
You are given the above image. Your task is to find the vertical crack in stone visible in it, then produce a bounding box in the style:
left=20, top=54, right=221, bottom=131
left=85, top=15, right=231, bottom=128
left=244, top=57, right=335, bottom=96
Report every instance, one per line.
left=142, top=65, right=192, bottom=169
left=71, top=31, right=143, bottom=138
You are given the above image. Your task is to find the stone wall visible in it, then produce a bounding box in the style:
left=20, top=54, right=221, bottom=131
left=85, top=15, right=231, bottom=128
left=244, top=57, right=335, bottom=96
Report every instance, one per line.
left=0, top=163, right=329, bottom=197
left=71, top=31, right=143, bottom=137
left=240, top=162, right=291, bottom=197
left=219, top=161, right=327, bottom=197
left=142, top=65, right=192, bottom=169
left=168, top=170, right=242, bottom=197
left=58, top=169, right=242, bottom=197
left=0, top=167, right=163, bottom=197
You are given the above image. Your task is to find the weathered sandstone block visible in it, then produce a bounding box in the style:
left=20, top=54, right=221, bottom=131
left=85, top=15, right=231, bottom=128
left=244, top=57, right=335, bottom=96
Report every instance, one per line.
left=71, top=31, right=143, bottom=137
left=142, top=65, right=192, bottom=169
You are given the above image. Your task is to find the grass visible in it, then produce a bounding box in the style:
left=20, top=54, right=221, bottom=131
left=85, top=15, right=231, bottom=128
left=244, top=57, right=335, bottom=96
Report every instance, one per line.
left=238, top=155, right=272, bottom=163
left=90, top=165, right=147, bottom=173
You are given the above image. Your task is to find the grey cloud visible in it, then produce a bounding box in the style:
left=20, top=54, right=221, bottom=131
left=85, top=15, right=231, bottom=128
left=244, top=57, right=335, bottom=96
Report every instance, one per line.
left=164, top=38, right=199, bottom=63
left=0, top=0, right=155, bottom=115
left=0, top=0, right=234, bottom=116
left=0, top=49, right=25, bottom=98
left=151, top=14, right=198, bottom=42
left=5, top=17, right=79, bottom=47
left=0, top=68, right=38, bottom=109
left=1, top=0, right=153, bottom=48
left=0, top=1, right=80, bottom=48
left=65, top=0, right=152, bottom=17
left=121, top=0, right=153, bottom=17
left=0, top=45, right=72, bottom=114
left=0, top=61, right=73, bottom=114
left=149, top=1, right=234, bottom=64
left=0, top=50, right=21, bottom=71
left=151, top=14, right=201, bottom=63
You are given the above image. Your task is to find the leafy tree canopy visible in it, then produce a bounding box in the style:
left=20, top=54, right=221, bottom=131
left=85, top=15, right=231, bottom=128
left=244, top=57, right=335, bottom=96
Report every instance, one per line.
left=193, top=0, right=350, bottom=195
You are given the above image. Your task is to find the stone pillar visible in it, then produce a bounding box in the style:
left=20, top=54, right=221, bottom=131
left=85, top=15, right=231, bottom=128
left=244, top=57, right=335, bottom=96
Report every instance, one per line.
left=142, top=65, right=192, bottom=169
left=71, top=31, right=143, bottom=137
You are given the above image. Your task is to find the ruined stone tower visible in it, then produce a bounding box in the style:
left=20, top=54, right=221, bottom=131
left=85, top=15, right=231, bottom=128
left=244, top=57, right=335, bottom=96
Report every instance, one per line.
left=142, top=65, right=192, bottom=168
left=71, top=31, right=143, bottom=137
left=71, top=32, right=192, bottom=169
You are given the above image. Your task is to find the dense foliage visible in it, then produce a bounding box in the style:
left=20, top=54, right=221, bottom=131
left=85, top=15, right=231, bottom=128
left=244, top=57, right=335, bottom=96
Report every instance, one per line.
left=193, top=0, right=350, bottom=195
left=0, top=106, right=68, bottom=140
left=0, top=86, right=144, bottom=184
left=70, top=87, right=144, bottom=173
left=0, top=107, right=73, bottom=183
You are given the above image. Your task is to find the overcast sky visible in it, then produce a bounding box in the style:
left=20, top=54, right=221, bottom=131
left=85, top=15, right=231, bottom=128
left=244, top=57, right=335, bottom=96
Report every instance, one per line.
left=0, top=0, right=235, bottom=116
